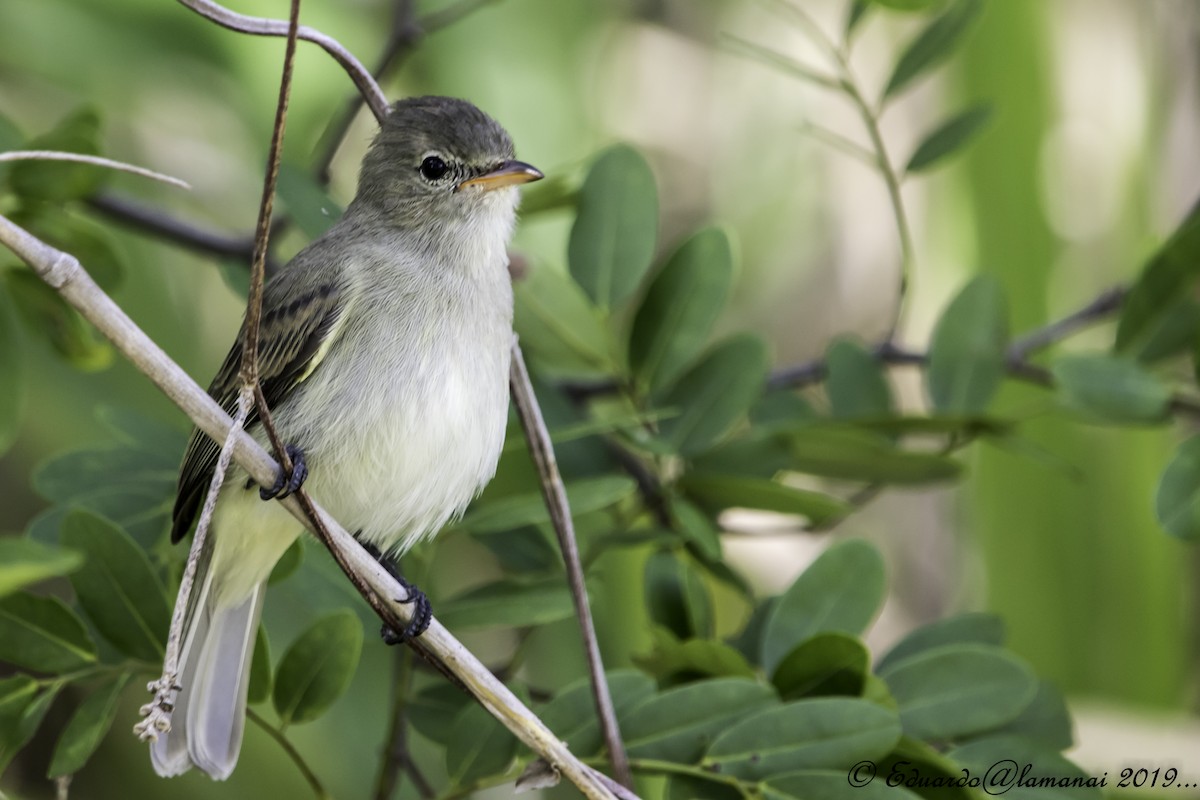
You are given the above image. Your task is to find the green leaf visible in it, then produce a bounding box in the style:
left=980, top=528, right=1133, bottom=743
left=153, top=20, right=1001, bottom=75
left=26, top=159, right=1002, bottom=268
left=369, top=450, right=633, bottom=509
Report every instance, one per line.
left=630, top=227, right=734, bottom=393
left=644, top=550, right=713, bottom=640
left=0, top=676, right=38, bottom=715
left=765, top=769, right=922, bottom=800
left=772, top=633, right=870, bottom=699
left=987, top=680, right=1074, bottom=751
left=636, top=627, right=756, bottom=682
left=691, top=435, right=793, bottom=479
left=787, top=427, right=963, bottom=484
left=761, top=540, right=886, bottom=674
left=0, top=537, right=83, bottom=598
left=568, top=144, right=658, bottom=309
left=1128, top=297, right=1199, bottom=363
left=947, top=736, right=1101, bottom=800
left=0, top=592, right=97, bottom=673
left=9, top=108, right=107, bottom=202
left=670, top=496, right=722, bottom=562
left=906, top=105, right=992, bottom=173
left=437, top=578, right=574, bottom=630
left=7, top=207, right=125, bottom=291
left=878, top=644, right=1038, bottom=740
left=656, top=334, right=769, bottom=456
left=34, top=444, right=178, bottom=502
left=0, top=288, right=24, bottom=457
left=846, top=0, right=872, bottom=35
left=409, top=684, right=473, bottom=746
left=60, top=510, right=169, bottom=662
left=268, top=537, right=304, bottom=585
left=666, top=773, right=743, bottom=800
left=927, top=274, right=1008, bottom=414
left=751, top=391, right=819, bottom=432
left=273, top=610, right=362, bottom=726
left=514, top=264, right=616, bottom=375
left=884, top=0, right=984, bottom=99
left=680, top=473, right=849, bottom=527
left=247, top=626, right=272, bottom=705
left=1116, top=198, right=1200, bottom=354
left=47, top=672, right=131, bottom=778
left=704, top=699, right=901, bottom=780
left=445, top=699, right=518, bottom=786
left=875, top=735, right=976, bottom=800
left=277, top=163, right=343, bottom=239
left=461, top=475, right=635, bottom=535
left=876, top=612, right=1004, bottom=673
left=825, top=339, right=893, bottom=419
left=95, top=405, right=187, bottom=451
left=5, top=271, right=113, bottom=371
left=536, top=670, right=656, bottom=756
left=619, top=677, right=778, bottom=763
left=0, top=684, right=60, bottom=774
left=1050, top=354, right=1170, bottom=424
left=1155, top=436, right=1200, bottom=541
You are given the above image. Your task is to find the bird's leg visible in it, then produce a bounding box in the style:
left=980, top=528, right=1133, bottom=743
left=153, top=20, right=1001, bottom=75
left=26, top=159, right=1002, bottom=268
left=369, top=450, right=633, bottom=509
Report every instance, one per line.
left=360, top=540, right=433, bottom=644
left=258, top=443, right=308, bottom=501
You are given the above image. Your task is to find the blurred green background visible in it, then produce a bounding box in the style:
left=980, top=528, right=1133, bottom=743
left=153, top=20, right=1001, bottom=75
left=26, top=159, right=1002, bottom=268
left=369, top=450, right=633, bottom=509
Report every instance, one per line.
left=1, top=0, right=1198, bottom=798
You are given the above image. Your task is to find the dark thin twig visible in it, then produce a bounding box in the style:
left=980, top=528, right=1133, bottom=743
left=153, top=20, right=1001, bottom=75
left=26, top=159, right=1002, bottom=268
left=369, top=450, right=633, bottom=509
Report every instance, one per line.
left=247, top=709, right=331, bottom=800
left=510, top=346, right=634, bottom=789
left=373, top=648, right=431, bottom=800
left=1008, top=286, right=1129, bottom=361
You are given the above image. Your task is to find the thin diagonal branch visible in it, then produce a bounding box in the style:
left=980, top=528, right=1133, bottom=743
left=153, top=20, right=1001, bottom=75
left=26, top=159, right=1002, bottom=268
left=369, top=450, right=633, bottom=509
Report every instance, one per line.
left=0, top=151, right=190, bottom=189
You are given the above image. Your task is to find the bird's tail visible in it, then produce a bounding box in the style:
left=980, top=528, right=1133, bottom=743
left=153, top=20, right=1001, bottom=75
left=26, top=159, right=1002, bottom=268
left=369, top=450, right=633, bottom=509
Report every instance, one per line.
left=150, top=554, right=264, bottom=781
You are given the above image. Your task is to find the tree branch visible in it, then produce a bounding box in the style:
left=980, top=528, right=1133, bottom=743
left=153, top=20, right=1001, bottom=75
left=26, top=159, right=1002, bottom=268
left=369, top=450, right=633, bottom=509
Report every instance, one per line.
left=0, top=213, right=619, bottom=800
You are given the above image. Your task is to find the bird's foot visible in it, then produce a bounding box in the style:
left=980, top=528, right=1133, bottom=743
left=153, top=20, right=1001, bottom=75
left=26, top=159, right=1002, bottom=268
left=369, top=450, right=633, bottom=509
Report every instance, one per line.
left=360, top=541, right=432, bottom=644
left=259, top=444, right=308, bottom=501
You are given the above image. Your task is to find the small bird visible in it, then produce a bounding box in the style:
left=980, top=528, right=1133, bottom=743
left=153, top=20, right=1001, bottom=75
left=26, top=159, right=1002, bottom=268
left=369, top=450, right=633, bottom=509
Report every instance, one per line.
left=151, top=96, right=542, bottom=780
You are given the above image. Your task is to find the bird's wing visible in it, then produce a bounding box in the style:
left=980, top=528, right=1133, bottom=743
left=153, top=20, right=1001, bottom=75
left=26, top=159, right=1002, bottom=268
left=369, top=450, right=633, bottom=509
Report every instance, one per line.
left=170, top=272, right=349, bottom=543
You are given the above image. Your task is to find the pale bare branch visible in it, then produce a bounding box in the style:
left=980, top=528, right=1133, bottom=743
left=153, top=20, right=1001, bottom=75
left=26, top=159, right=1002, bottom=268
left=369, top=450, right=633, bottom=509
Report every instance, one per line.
left=0, top=150, right=190, bottom=189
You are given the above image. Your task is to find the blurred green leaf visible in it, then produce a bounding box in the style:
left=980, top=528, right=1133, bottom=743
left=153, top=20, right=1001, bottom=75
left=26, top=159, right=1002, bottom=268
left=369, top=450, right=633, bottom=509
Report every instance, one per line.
left=878, top=644, right=1037, bottom=740
left=518, top=172, right=580, bottom=215
left=0, top=676, right=38, bottom=715
left=514, top=264, right=616, bottom=375
left=8, top=208, right=125, bottom=291
left=568, top=144, right=658, bottom=309
left=9, top=109, right=107, bottom=202
left=825, top=339, right=893, bottom=419
left=0, top=592, right=97, bottom=673
left=657, top=334, right=769, bottom=456
left=762, top=540, right=885, bottom=673
left=619, top=677, right=778, bottom=763
left=691, top=435, right=793, bottom=479
left=247, top=625, right=271, bottom=705
left=0, top=684, right=59, bottom=775
left=1128, top=297, right=1199, bottom=363
left=409, top=683, right=473, bottom=746
left=5, top=271, right=113, bottom=371
left=729, top=596, right=777, bottom=664
left=27, top=487, right=172, bottom=551
left=34, top=444, right=177, bottom=502
left=772, top=633, right=869, bottom=699
left=636, top=626, right=756, bottom=682
left=630, top=227, right=734, bottom=393
left=645, top=550, right=713, bottom=640
left=1155, top=436, right=1200, bottom=541
left=987, top=680, right=1074, bottom=751
left=670, top=496, right=722, bottom=562
left=268, top=537, right=304, bottom=585
left=461, top=475, right=634, bottom=535
left=846, top=0, right=872, bottom=34
left=0, top=288, right=24, bottom=457
left=703, top=698, right=902, bottom=780
left=751, top=390, right=819, bottom=432
left=0, top=537, right=82, bottom=598
left=437, top=578, right=574, bottom=630
left=47, top=672, right=130, bottom=778
left=765, top=769, right=922, bottom=800
left=787, top=427, right=963, bottom=484
left=874, top=736, right=974, bottom=800
left=60, top=510, right=169, bottom=662
left=876, top=612, right=1005, bottom=673
left=906, top=105, right=992, bottom=173
left=1050, top=354, right=1170, bottom=424
left=445, top=699, right=518, bottom=786
left=273, top=610, right=362, bottom=726
left=95, top=406, right=187, bottom=451
left=680, top=473, right=849, bottom=527
left=870, top=0, right=944, bottom=9
left=852, top=414, right=1010, bottom=437
left=947, top=736, right=1100, bottom=800
left=537, top=670, right=656, bottom=756
left=1116, top=198, right=1200, bottom=354
left=884, top=0, right=983, bottom=98
left=666, top=773, right=742, bottom=800
left=277, top=163, right=342, bottom=239
left=927, top=274, right=1008, bottom=414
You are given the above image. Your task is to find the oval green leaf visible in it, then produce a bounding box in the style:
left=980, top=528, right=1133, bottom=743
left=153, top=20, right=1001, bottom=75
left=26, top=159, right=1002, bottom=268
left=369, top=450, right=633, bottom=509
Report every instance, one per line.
left=927, top=274, right=1008, bottom=414
left=1116, top=199, right=1200, bottom=354
left=277, top=163, right=343, bottom=240
left=878, top=643, right=1037, bottom=740
left=47, top=672, right=131, bottom=778
left=408, top=683, right=474, bottom=746
left=246, top=625, right=272, bottom=705
left=1050, top=354, right=1170, bottom=424
left=0, top=684, right=60, bottom=775
left=630, top=227, right=734, bottom=393
left=568, top=144, right=659, bottom=310
left=825, top=339, right=893, bottom=419
left=703, top=698, right=902, bottom=780
left=437, top=578, right=574, bottom=630
left=0, top=538, right=82, bottom=599
left=9, top=108, right=107, bottom=202
left=60, top=511, right=169, bottom=661
left=947, top=735, right=1101, bottom=800
left=636, top=627, right=756, bottom=682
left=884, top=0, right=984, bottom=99
left=680, top=473, right=849, bottom=527
left=787, top=427, right=963, bottom=484
left=0, top=592, right=97, bottom=673
left=273, top=610, right=363, bottom=726
left=906, top=105, right=993, bottom=173
left=5, top=272, right=112, bottom=371
left=1155, top=436, right=1200, bottom=541
left=445, top=699, right=518, bottom=785
left=876, top=611, right=1005, bottom=673
left=461, top=475, right=635, bottom=535
left=537, top=670, right=656, bottom=756
left=772, top=632, right=870, bottom=699
left=514, top=264, right=616, bottom=375
left=644, top=550, right=713, bottom=640
left=762, top=539, right=886, bottom=674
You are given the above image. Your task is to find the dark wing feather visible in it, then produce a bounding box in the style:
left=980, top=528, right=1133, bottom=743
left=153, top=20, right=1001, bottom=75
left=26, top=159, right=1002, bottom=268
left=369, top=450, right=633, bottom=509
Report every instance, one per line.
left=170, top=278, right=346, bottom=543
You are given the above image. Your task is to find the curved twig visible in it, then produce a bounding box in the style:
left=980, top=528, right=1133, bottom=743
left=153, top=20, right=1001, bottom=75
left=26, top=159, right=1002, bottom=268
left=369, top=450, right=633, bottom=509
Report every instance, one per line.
left=0, top=151, right=190, bottom=189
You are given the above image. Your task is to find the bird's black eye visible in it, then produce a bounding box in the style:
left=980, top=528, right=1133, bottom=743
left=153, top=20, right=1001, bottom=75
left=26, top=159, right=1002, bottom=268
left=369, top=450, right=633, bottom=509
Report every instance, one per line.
left=419, top=155, right=448, bottom=181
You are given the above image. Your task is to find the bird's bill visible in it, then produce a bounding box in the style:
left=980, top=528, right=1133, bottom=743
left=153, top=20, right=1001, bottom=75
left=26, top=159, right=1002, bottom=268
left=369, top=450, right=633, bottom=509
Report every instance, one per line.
left=457, top=160, right=543, bottom=192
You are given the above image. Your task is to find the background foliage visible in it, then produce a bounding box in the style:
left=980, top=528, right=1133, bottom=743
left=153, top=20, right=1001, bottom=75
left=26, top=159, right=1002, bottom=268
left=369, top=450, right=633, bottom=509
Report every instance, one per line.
left=0, top=0, right=1198, bottom=798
